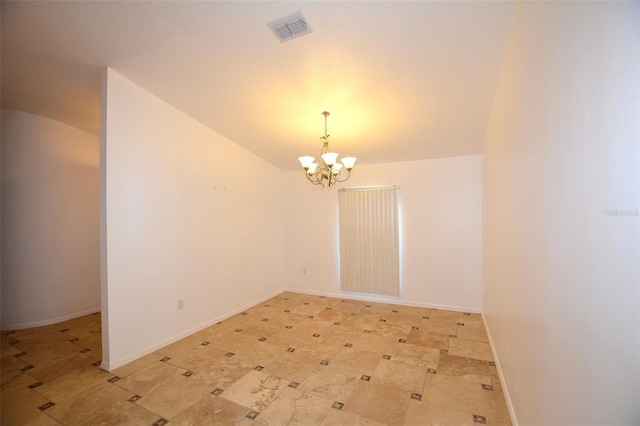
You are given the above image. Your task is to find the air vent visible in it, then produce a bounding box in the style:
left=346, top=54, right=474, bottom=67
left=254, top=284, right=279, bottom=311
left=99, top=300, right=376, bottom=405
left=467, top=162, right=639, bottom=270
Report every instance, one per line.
left=267, top=11, right=313, bottom=43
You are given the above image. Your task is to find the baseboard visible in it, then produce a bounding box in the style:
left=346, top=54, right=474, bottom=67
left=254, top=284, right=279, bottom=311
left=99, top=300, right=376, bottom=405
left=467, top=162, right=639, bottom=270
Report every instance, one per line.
left=285, top=287, right=482, bottom=314
left=1, top=306, right=102, bottom=331
left=482, top=312, right=519, bottom=426
left=102, top=288, right=286, bottom=371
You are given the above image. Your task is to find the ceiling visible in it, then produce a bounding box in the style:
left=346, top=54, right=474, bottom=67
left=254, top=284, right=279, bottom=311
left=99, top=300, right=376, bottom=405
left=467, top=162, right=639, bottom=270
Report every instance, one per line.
left=1, top=1, right=516, bottom=171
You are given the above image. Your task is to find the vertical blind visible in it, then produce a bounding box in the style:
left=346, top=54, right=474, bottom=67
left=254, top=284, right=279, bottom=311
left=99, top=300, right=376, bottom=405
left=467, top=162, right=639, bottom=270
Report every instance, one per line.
left=338, top=186, right=400, bottom=296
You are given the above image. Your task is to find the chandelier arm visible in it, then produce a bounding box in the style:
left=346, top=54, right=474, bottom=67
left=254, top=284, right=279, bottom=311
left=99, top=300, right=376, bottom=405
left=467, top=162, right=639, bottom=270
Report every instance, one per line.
left=334, top=168, right=352, bottom=183
left=306, top=169, right=328, bottom=187
left=305, top=172, right=323, bottom=186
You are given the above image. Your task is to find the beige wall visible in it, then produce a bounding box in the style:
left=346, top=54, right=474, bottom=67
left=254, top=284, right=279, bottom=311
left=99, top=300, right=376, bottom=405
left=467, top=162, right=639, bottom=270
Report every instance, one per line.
left=100, top=69, right=285, bottom=370
left=483, top=2, right=639, bottom=424
left=1, top=109, right=101, bottom=328
left=284, top=155, right=483, bottom=312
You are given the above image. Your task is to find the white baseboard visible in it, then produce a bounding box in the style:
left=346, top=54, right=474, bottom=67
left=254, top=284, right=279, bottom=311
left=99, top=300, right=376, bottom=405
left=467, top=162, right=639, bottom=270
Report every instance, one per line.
left=102, top=288, right=286, bottom=371
left=285, top=287, right=482, bottom=314
left=482, top=312, right=519, bottom=426
left=1, top=306, right=102, bottom=330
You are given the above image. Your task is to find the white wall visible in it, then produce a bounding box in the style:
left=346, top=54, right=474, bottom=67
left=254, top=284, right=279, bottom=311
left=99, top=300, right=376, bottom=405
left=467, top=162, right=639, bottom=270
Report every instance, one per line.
left=101, top=69, right=284, bottom=370
left=483, top=2, right=639, bottom=424
left=284, top=155, right=482, bottom=312
left=1, top=109, right=101, bottom=328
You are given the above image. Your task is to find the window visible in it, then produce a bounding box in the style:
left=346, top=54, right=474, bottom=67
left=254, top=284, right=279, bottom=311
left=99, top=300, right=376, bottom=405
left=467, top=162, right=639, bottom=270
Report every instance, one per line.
left=338, top=186, right=400, bottom=296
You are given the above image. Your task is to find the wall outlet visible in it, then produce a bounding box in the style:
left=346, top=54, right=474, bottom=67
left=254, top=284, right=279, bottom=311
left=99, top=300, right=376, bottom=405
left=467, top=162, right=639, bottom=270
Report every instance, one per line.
left=178, top=299, right=184, bottom=310
left=303, top=267, right=307, bottom=275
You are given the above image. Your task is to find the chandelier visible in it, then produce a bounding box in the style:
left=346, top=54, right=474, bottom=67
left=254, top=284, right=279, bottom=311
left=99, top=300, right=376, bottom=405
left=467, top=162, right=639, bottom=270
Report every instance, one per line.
left=298, top=111, right=357, bottom=187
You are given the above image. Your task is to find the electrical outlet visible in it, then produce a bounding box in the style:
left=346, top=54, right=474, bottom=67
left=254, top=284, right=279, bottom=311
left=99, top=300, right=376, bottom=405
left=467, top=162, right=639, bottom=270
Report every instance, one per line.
left=303, top=267, right=307, bottom=275
left=178, top=299, right=184, bottom=310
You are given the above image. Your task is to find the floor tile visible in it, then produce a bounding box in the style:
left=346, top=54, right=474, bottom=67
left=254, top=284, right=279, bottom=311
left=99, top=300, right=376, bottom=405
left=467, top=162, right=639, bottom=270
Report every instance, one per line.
left=289, top=303, right=327, bottom=317
left=404, top=399, right=474, bottom=425
left=391, top=342, right=440, bottom=368
left=233, top=340, right=287, bottom=366
left=386, top=312, right=423, bottom=327
left=0, top=294, right=513, bottom=426
left=45, top=381, right=132, bottom=424
left=1, top=370, right=41, bottom=395
left=423, top=374, right=486, bottom=416
left=169, top=394, right=249, bottom=425
left=218, top=314, right=256, bottom=331
left=437, top=353, right=491, bottom=385
left=189, top=323, right=231, bottom=342
left=10, top=325, right=66, bottom=342
left=360, top=304, right=397, bottom=317
left=220, top=369, right=289, bottom=412
left=429, top=309, right=464, bottom=321
left=330, top=348, right=381, bottom=376
left=115, top=361, right=186, bottom=396
left=0, top=386, right=50, bottom=424
left=490, top=365, right=504, bottom=393
left=320, top=324, right=364, bottom=343
left=137, top=375, right=212, bottom=419
left=152, top=334, right=204, bottom=359
left=372, top=322, right=413, bottom=340
left=57, top=315, right=101, bottom=331
left=167, top=345, right=227, bottom=372
left=294, top=340, right=344, bottom=363
left=262, top=328, right=300, bottom=348
left=448, top=338, right=494, bottom=362
left=65, top=323, right=101, bottom=340
left=420, top=318, right=459, bottom=335
left=344, top=381, right=411, bottom=426
left=341, top=314, right=383, bottom=331
left=36, top=364, right=111, bottom=403
left=82, top=400, right=160, bottom=425
left=463, top=314, right=484, bottom=327
left=263, top=350, right=319, bottom=383
left=254, top=387, right=333, bottom=425
left=331, top=301, right=367, bottom=314
left=405, top=329, right=450, bottom=350
left=353, top=332, right=399, bottom=355
left=1, top=408, right=60, bottom=426
left=456, top=324, right=489, bottom=343
left=208, top=329, right=258, bottom=353
left=111, top=352, right=165, bottom=378
left=370, top=359, right=427, bottom=394
left=1, top=356, right=31, bottom=386
left=19, top=341, right=83, bottom=370
left=237, top=321, right=282, bottom=339
left=264, top=312, right=309, bottom=328
left=320, top=408, right=386, bottom=425
left=28, top=352, right=96, bottom=383
left=299, top=365, right=360, bottom=403
left=190, top=355, right=254, bottom=389
left=314, top=308, right=351, bottom=323
left=485, top=387, right=512, bottom=425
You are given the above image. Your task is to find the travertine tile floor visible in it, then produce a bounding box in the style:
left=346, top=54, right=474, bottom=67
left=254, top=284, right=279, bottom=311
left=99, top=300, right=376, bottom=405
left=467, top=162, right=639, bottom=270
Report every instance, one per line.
left=1, top=292, right=512, bottom=425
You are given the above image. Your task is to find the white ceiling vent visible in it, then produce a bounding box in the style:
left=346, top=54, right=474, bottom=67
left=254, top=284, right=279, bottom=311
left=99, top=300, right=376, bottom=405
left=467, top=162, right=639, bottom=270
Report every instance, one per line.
left=267, top=11, right=312, bottom=43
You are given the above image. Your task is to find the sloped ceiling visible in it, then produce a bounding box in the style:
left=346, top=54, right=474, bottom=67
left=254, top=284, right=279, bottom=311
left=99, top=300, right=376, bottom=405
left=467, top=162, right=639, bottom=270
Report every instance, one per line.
left=1, top=1, right=515, bottom=170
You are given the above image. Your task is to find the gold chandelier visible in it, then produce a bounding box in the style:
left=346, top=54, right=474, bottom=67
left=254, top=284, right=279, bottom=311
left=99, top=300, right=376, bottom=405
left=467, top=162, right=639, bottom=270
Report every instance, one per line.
left=298, top=111, right=357, bottom=187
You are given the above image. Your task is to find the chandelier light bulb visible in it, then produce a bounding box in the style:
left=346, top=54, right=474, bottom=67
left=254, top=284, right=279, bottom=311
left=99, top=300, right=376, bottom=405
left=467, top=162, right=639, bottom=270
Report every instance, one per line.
left=321, top=152, right=339, bottom=166
left=298, top=156, right=315, bottom=169
left=341, top=157, right=357, bottom=170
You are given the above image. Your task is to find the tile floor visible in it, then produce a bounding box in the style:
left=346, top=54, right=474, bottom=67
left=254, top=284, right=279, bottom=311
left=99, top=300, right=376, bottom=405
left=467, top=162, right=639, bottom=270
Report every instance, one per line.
left=1, top=292, right=512, bottom=425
